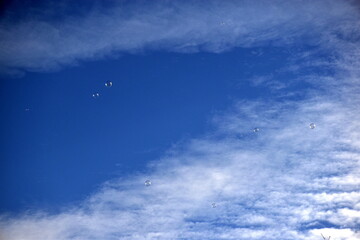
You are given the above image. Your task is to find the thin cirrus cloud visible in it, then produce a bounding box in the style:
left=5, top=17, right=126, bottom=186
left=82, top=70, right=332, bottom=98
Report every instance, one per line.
left=1, top=0, right=360, bottom=240
left=0, top=0, right=359, bottom=75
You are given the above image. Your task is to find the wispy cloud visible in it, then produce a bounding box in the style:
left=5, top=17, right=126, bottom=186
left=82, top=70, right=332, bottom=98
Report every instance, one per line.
left=1, top=1, right=360, bottom=240
left=0, top=0, right=359, bottom=75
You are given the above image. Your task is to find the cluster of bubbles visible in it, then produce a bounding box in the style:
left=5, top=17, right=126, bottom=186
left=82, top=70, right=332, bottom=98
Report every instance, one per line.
left=92, top=93, right=100, bottom=98
left=92, top=81, right=112, bottom=99
left=105, top=81, right=112, bottom=87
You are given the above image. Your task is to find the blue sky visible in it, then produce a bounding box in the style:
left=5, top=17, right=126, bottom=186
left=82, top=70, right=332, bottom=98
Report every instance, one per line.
left=1, top=1, right=360, bottom=240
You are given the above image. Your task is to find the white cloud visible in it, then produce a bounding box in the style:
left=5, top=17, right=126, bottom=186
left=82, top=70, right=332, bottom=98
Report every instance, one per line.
left=1, top=0, right=360, bottom=239
left=0, top=0, right=359, bottom=74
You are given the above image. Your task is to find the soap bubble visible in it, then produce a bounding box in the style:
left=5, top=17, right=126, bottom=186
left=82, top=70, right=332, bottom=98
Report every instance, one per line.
left=212, top=202, right=217, bottom=208
left=92, top=93, right=100, bottom=98
left=309, top=123, right=316, bottom=129
left=144, top=180, right=151, bottom=186
left=253, top=128, right=260, bottom=133
left=105, top=81, right=113, bottom=88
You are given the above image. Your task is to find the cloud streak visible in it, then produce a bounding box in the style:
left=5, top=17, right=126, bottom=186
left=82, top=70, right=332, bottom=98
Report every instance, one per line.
left=0, top=0, right=359, bottom=74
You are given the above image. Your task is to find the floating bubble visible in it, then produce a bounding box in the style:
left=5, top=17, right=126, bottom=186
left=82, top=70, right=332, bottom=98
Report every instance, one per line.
left=253, top=128, right=260, bottom=133
left=309, top=123, right=316, bottom=129
left=144, top=180, right=151, bottom=186
left=211, top=202, right=217, bottom=208
left=105, top=81, right=112, bottom=88
left=92, top=93, right=100, bottom=98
